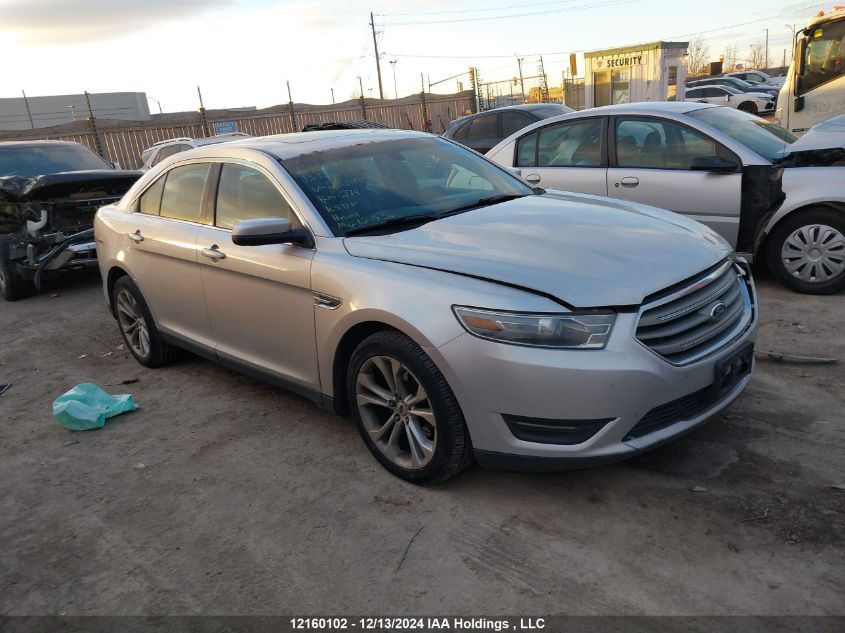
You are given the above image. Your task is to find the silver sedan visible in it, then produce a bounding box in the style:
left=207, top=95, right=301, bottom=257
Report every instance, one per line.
left=95, top=130, right=757, bottom=483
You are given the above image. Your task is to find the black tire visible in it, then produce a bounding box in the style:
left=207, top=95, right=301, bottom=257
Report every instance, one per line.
left=765, top=207, right=845, bottom=294
left=738, top=101, right=758, bottom=115
left=0, top=251, right=31, bottom=302
left=347, top=330, right=473, bottom=484
left=111, top=276, right=177, bottom=367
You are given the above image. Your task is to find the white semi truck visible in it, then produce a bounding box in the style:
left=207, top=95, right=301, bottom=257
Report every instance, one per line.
left=775, top=6, right=845, bottom=136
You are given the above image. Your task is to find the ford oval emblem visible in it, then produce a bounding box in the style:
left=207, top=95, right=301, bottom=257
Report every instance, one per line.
left=710, top=302, right=728, bottom=320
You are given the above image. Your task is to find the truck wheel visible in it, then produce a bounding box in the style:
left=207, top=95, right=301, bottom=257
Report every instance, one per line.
left=112, top=276, right=177, bottom=367
left=347, top=330, right=473, bottom=484
left=0, top=252, right=30, bottom=301
left=738, top=101, right=758, bottom=115
left=766, top=208, right=845, bottom=294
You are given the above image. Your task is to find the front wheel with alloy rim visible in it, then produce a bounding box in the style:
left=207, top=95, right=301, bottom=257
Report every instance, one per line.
left=766, top=208, right=845, bottom=294
left=738, top=101, right=758, bottom=114
left=112, top=276, right=177, bottom=367
left=347, top=330, right=473, bottom=484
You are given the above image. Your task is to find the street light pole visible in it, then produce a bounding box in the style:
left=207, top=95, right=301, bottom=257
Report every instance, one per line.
left=390, top=60, right=398, bottom=99
left=147, top=96, right=163, bottom=114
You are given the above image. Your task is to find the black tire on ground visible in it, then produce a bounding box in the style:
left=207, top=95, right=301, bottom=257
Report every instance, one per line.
left=347, top=330, right=473, bottom=484
left=765, top=207, right=845, bottom=295
left=738, top=101, right=758, bottom=114
left=111, top=276, right=177, bottom=367
left=0, top=251, right=31, bottom=302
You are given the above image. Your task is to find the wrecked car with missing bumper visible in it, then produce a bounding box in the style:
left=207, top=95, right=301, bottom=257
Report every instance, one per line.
left=0, top=141, right=141, bottom=301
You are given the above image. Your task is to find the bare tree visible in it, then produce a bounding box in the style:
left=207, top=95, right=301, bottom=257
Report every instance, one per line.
left=686, top=36, right=712, bottom=77
left=722, top=43, right=739, bottom=72
left=749, top=42, right=769, bottom=70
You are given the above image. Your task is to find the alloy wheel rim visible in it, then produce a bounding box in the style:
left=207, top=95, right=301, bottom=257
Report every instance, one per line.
left=781, top=224, right=845, bottom=283
left=115, top=288, right=151, bottom=359
left=355, top=355, right=437, bottom=470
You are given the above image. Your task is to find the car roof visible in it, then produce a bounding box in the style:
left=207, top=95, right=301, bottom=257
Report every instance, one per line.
left=185, top=129, right=434, bottom=161
left=570, top=101, right=712, bottom=116
left=0, top=140, right=85, bottom=148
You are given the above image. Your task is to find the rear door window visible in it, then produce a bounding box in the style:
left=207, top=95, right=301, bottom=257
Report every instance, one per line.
left=138, top=175, right=166, bottom=215
left=501, top=111, right=536, bottom=137
left=467, top=114, right=498, bottom=139
left=536, top=118, right=603, bottom=167
left=159, top=163, right=210, bottom=223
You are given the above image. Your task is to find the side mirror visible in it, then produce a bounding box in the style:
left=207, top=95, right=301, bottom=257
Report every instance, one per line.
left=231, top=217, right=313, bottom=247
left=109, top=161, right=121, bottom=170
left=725, top=94, right=731, bottom=102
left=507, top=167, right=522, bottom=178
left=690, top=156, right=739, bottom=173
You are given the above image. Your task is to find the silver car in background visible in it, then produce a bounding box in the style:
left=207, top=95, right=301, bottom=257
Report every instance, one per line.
left=95, top=130, right=757, bottom=483
left=487, top=102, right=845, bottom=294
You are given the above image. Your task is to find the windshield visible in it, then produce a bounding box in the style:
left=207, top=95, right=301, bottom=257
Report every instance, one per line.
left=689, top=106, right=797, bottom=162
left=726, top=78, right=753, bottom=89
left=282, top=136, right=533, bottom=236
left=0, top=144, right=111, bottom=178
left=719, top=85, right=743, bottom=95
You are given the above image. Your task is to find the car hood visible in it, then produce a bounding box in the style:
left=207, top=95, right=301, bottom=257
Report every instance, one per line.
left=343, top=192, right=731, bottom=308
left=746, top=92, right=775, bottom=100
left=0, top=170, right=142, bottom=203
left=789, top=114, right=845, bottom=151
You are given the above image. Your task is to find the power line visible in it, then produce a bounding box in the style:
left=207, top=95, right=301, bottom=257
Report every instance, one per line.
left=376, top=0, right=603, bottom=18
left=384, top=1, right=828, bottom=58
left=379, top=0, right=642, bottom=26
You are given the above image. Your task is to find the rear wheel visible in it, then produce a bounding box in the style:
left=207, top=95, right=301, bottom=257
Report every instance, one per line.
left=766, top=208, right=845, bottom=294
left=0, top=251, right=30, bottom=302
left=112, top=276, right=177, bottom=367
left=347, top=330, right=473, bottom=484
left=738, top=101, right=758, bottom=114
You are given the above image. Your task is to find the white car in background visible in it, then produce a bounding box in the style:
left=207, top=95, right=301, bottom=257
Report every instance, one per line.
left=140, top=133, right=250, bottom=171
left=684, top=85, right=776, bottom=115
left=727, top=70, right=787, bottom=89
left=486, top=102, right=845, bottom=294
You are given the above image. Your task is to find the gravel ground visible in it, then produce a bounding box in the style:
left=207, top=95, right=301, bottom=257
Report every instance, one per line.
left=1, top=270, right=843, bottom=616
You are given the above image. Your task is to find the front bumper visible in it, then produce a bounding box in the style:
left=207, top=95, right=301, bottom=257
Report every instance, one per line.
left=430, top=281, right=758, bottom=470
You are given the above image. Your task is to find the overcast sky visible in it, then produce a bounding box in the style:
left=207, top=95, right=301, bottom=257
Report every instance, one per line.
left=0, top=0, right=828, bottom=112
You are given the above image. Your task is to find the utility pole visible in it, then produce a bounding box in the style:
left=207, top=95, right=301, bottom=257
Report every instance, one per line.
left=287, top=80, right=297, bottom=132
left=331, top=88, right=335, bottom=104
left=538, top=56, right=549, bottom=103
left=197, top=85, right=210, bottom=137
left=390, top=60, right=398, bottom=99
left=369, top=12, right=384, bottom=99
left=357, top=76, right=367, bottom=119
left=21, top=90, right=34, bottom=129
left=515, top=55, right=525, bottom=103
left=84, top=91, right=105, bottom=158
left=763, top=28, right=769, bottom=71
left=420, top=73, right=430, bottom=132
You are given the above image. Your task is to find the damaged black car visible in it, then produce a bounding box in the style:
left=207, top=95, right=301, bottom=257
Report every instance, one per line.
left=0, top=140, right=141, bottom=301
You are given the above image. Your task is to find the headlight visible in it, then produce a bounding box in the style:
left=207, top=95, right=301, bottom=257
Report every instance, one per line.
left=453, top=306, right=615, bottom=349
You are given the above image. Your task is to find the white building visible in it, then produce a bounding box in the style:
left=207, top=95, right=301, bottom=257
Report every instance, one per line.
left=584, top=41, right=688, bottom=109
left=0, top=92, right=151, bottom=130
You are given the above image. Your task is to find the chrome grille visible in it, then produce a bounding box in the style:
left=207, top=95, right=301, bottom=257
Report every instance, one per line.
left=636, top=260, right=754, bottom=365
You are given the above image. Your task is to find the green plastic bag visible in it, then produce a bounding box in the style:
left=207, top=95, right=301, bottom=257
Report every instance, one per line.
left=53, top=383, right=138, bottom=431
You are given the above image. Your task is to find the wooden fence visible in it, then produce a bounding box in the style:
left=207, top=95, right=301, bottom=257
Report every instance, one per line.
left=0, top=92, right=475, bottom=170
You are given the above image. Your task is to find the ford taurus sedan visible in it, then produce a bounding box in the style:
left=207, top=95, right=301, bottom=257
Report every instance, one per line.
left=95, top=130, right=757, bottom=483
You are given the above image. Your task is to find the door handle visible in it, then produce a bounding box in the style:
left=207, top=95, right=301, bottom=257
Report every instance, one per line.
left=525, top=173, right=541, bottom=184
left=127, top=230, right=144, bottom=243
left=617, top=177, right=639, bottom=188
left=201, top=245, right=226, bottom=262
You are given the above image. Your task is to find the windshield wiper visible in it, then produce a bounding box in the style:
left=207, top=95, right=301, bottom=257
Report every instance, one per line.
left=441, top=193, right=529, bottom=216
left=344, top=213, right=441, bottom=237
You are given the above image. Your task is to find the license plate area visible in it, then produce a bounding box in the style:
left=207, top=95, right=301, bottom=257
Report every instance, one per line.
left=714, top=343, right=754, bottom=398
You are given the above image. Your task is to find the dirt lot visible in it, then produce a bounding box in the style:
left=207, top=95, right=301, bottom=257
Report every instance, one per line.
left=1, top=270, right=843, bottom=616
